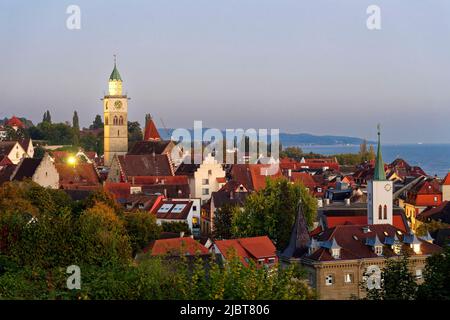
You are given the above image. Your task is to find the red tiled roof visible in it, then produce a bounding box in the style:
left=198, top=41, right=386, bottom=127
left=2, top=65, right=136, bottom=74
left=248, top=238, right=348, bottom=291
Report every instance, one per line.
left=146, top=237, right=209, bottom=256
left=214, top=236, right=277, bottom=266
left=144, top=116, right=161, bottom=141
left=6, top=116, right=24, bottom=128
left=326, top=214, right=408, bottom=233
left=442, top=173, right=450, bottom=186
left=291, top=172, right=316, bottom=188
left=118, top=154, right=174, bottom=177
left=231, top=164, right=282, bottom=191
left=131, top=176, right=188, bottom=185
left=0, top=156, right=12, bottom=166
left=55, top=163, right=100, bottom=189
left=104, top=182, right=132, bottom=200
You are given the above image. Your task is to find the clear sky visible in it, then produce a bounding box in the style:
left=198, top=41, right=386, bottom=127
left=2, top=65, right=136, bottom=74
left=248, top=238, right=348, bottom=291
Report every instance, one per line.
left=1, top=0, right=450, bottom=143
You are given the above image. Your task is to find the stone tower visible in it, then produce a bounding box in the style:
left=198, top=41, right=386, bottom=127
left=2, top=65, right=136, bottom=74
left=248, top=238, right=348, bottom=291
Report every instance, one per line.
left=103, top=57, right=128, bottom=167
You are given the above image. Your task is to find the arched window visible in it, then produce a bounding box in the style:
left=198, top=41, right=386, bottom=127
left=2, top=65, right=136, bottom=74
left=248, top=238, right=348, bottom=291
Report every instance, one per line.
left=378, top=205, right=382, bottom=220
left=113, top=116, right=118, bottom=125
left=383, top=205, right=387, bottom=220
left=117, top=130, right=120, bottom=136
left=119, top=116, right=124, bottom=125
left=105, top=116, right=109, bottom=125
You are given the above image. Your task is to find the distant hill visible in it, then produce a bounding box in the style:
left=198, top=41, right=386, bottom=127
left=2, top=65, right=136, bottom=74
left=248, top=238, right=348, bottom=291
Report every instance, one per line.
left=158, top=128, right=374, bottom=146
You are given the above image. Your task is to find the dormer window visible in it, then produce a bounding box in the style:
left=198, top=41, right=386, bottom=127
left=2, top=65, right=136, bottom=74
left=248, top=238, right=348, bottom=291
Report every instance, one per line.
left=331, top=248, right=340, bottom=259
left=374, top=245, right=383, bottom=256
left=392, top=243, right=402, bottom=255
left=411, top=243, right=421, bottom=254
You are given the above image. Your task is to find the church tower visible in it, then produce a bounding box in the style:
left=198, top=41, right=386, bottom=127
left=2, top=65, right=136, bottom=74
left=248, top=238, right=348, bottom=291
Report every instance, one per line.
left=103, top=57, right=128, bottom=167
left=367, top=125, right=393, bottom=225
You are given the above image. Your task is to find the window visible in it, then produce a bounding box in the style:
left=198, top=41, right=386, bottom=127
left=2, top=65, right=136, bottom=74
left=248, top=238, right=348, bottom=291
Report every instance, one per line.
left=378, top=205, right=382, bottom=220
left=193, top=205, right=197, bottom=211
left=105, top=116, right=109, bottom=125
left=331, top=248, right=340, bottom=259
left=113, top=116, right=118, bottom=125
left=325, top=274, right=334, bottom=286
left=268, top=257, right=276, bottom=264
left=208, top=170, right=212, bottom=175
left=119, top=116, right=124, bottom=125
left=415, top=269, right=422, bottom=280
left=374, top=245, right=383, bottom=256
left=383, top=205, right=387, bottom=220
left=317, top=187, right=322, bottom=193
left=344, top=273, right=353, bottom=284
left=202, top=178, right=209, bottom=185
left=202, top=188, right=209, bottom=195
left=117, top=130, right=120, bottom=136
left=434, top=196, right=438, bottom=202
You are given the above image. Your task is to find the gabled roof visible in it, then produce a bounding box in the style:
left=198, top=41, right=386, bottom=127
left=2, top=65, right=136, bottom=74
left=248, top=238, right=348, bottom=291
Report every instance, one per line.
left=0, top=164, right=16, bottom=184
left=12, top=158, right=41, bottom=181
left=214, top=236, right=277, bottom=266
left=55, top=163, right=100, bottom=189
left=417, top=201, right=450, bottom=224
left=143, top=115, right=161, bottom=141
left=230, top=164, right=282, bottom=191
left=128, top=140, right=172, bottom=155
left=442, top=172, right=450, bottom=186
left=6, top=116, right=24, bottom=128
left=118, top=154, right=174, bottom=177
left=145, top=237, right=209, bottom=256
left=0, top=141, right=18, bottom=156
left=152, top=199, right=194, bottom=220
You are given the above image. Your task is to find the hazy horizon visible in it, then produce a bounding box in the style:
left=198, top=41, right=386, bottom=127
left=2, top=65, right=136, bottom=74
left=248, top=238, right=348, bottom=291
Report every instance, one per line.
left=2, top=0, right=450, bottom=144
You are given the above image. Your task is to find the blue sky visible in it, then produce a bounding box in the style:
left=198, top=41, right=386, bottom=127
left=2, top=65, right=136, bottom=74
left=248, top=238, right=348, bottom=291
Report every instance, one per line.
left=1, top=0, right=450, bottom=143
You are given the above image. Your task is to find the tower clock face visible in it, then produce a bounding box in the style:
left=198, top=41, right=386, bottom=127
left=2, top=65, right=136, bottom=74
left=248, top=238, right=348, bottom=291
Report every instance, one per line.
left=384, top=184, right=391, bottom=191
left=114, top=100, right=123, bottom=109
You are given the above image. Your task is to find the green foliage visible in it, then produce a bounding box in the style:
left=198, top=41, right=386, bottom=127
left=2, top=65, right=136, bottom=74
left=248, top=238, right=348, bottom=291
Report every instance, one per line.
left=72, top=111, right=80, bottom=146
left=161, top=221, right=191, bottom=236
left=124, top=211, right=161, bottom=254
left=280, top=146, right=304, bottom=161
left=213, top=204, right=236, bottom=240
left=80, top=132, right=103, bottom=155
left=128, top=121, right=143, bottom=151
left=417, top=245, right=450, bottom=300
left=416, top=220, right=450, bottom=237
left=231, top=178, right=316, bottom=250
left=363, top=252, right=418, bottom=300
left=90, top=115, right=103, bottom=130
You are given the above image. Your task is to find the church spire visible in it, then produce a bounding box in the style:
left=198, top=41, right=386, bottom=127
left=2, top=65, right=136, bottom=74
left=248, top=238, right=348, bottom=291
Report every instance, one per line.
left=373, top=124, right=386, bottom=181
left=109, top=55, right=122, bottom=81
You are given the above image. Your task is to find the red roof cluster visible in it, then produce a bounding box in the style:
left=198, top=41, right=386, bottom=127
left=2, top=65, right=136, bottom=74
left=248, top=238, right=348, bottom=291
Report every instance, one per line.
left=214, top=236, right=277, bottom=266
left=145, top=237, right=209, bottom=256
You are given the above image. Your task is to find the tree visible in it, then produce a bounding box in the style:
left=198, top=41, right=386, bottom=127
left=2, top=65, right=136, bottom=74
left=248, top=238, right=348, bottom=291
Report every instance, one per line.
left=72, top=111, right=80, bottom=146
left=90, top=115, right=103, bottom=130
left=125, top=211, right=161, bottom=255
left=42, top=110, right=52, bottom=124
left=280, top=146, right=304, bottom=161
left=213, top=204, right=237, bottom=240
left=231, top=178, right=316, bottom=250
left=363, top=251, right=418, bottom=300
left=128, top=121, right=143, bottom=151
left=78, top=203, right=131, bottom=266
left=161, top=221, right=191, bottom=236
left=417, top=245, right=450, bottom=300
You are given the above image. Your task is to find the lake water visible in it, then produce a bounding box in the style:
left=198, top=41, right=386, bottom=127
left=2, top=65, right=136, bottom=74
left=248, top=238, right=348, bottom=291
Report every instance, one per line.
left=298, top=144, right=450, bottom=178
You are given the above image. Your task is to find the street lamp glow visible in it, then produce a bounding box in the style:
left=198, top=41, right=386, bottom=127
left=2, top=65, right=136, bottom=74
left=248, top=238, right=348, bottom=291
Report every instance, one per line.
left=67, top=156, right=76, bottom=166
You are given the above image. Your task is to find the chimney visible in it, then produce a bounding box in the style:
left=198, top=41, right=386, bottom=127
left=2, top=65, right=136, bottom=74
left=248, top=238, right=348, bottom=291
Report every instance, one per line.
left=230, top=191, right=234, bottom=200
left=344, top=198, right=350, bottom=206
left=180, top=231, right=185, bottom=238
left=324, top=198, right=330, bottom=206
left=164, top=188, right=167, bottom=197
left=288, top=169, right=292, bottom=178
left=132, top=176, right=135, bottom=185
